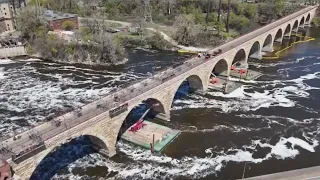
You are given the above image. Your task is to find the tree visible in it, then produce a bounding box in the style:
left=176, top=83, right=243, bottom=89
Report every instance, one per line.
left=174, top=14, right=196, bottom=45
left=228, top=12, right=250, bottom=31
left=162, top=0, right=177, bottom=15
left=133, top=18, right=147, bottom=40
left=93, top=31, right=125, bottom=64
left=226, top=0, right=231, bottom=33
left=258, top=4, right=277, bottom=23
left=274, top=0, right=286, bottom=17
left=217, top=0, right=222, bottom=34
left=205, top=0, right=212, bottom=27
left=62, top=20, right=76, bottom=31
left=16, top=6, right=46, bottom=39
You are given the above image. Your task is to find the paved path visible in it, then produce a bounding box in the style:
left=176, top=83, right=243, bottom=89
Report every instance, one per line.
left=0, top=5, right=317, bottom=161
left=242, top=166, right=320, bottom=180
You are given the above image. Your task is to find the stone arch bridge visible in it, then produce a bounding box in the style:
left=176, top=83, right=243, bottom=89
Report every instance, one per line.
left=1, top=5, right=317, bottom=180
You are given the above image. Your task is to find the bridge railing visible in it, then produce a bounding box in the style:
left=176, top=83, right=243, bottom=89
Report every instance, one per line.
left=1, top=61, right=190, bottom=154
left=207, top=5, right=316, bottom=54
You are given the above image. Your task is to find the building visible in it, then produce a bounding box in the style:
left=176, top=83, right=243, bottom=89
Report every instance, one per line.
left=0, top=3, right=15, bottom=33
left=42, top=10, right=78, bottom=31
left=0, top=159, right=11, bottom=180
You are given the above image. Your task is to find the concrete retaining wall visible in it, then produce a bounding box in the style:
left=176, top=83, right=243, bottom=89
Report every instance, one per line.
left=0, top=46, right=27, bottom=58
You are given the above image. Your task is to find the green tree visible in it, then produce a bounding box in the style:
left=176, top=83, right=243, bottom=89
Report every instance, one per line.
left=258, top=4, right=277, bottom=23
left=228, top=12, right=250, bottom=31
left=146, top=32, right=173, bottom=50
left=244, top=4, right=257, bottom=19
left=274, top=0, right=286, bottom=16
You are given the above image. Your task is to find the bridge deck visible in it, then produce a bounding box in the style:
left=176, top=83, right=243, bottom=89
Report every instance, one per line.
left=121, top=121, right=181, bottom=152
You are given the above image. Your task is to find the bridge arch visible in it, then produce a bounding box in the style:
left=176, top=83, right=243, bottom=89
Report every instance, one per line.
left=117, top=98, right=166, bottom=139
left=169, top=74, right=205, bottom=107
left=292, top=20, right=299, bottom=32
left=274, top=29, right=283, bottom=43
left=284, top=24, right=291, bottom=37
left=306, top=13, right=311, bottom=24
left=262, top=34, right=273, bottom=52
left=248, top=41, right=261, bottom=60
left=232, top=49, right=247, bottom=65
left=212, top=59, right=228, bottom=76
left=30, top=135, right=109, bottom=180
left=299, top=16, right=305, bottom=27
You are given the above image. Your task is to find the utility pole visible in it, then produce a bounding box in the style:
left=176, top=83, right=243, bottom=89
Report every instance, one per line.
left=142, top=0, right=153, bottom=23
left=226, top=0, right=231, bottom=33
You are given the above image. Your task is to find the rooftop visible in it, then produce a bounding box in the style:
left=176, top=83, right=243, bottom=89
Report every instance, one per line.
left=42, top=10, right=77, bottom=21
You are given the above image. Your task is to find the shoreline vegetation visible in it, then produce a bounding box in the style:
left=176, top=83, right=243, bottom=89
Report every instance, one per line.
left=16, top=0, right=312, bottom=66
left=312, top=6, right=320, bottom=26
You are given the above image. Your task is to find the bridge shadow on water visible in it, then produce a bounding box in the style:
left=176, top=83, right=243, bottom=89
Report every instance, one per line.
left=30, top=136, right=100, bottom=180
left=174, top=81, right=191, bottom=100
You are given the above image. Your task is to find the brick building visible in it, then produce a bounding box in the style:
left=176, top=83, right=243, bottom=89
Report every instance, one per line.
left=0, top=159, right=11, bottom=180
left=42, top=10, right=78, bottom=31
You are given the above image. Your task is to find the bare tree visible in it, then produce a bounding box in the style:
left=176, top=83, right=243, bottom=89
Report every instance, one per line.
left=160, top=0, right=177, bottom=15
left=226, top=0, right=231, bottom=33
left=205, top=0, right=212, bottom=30
left=93, top=31, right=125, bottom=64
left=16, top=6, right=45, bottom=38
left=174, top=14, right=196, bottom=45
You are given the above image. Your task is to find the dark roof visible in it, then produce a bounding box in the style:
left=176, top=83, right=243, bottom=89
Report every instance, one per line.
left=42, top=10, right=77, bottom=21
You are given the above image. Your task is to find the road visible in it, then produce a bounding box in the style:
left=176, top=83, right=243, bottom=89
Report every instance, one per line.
left=242, top=165, right=320, bottom=180
left=0, top=5, right=317, bottom=162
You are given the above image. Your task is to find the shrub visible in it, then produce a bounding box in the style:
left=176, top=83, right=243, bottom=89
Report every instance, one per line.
left=146, top=32, right=173, bottom=50
left=62, top=21, right=76, bottom=31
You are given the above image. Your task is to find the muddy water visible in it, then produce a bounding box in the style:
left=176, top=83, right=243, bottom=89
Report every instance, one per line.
left=1, top=27, right=320, bottom=180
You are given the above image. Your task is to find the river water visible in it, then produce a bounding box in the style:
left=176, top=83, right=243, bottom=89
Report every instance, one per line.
left=1, top=27, right=320, bottom=180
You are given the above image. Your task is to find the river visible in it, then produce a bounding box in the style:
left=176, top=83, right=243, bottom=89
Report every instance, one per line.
left=1, top=27, right=320, bottom=180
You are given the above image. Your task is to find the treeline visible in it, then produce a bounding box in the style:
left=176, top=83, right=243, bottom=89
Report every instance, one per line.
left=103, top=0, right=304, bottom=27
left=16, top=7, right=126, bottom=65
left=101, top=0, right=305, bottom=46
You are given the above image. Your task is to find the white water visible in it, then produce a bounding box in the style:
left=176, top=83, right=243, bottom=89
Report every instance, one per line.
left=52, top=132, right=319, bottom=180
left=2, top=53, right=320, bottom=179
left=0, top=67, right=5, bottom=79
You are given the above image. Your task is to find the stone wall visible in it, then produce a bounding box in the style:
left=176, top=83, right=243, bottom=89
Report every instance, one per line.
left=0, top=46, right=26, bottom=58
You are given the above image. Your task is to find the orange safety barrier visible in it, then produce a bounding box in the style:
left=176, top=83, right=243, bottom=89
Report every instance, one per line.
left=239, top=69, right=247, bottom=74
left=210, top=77, right=219, bottom=84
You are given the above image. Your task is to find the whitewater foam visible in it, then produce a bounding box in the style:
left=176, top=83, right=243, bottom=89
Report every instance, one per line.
left=51, top=135, right=319, bottom=180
